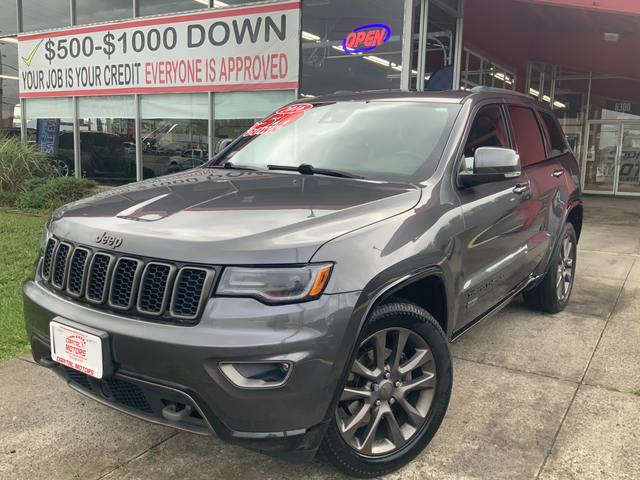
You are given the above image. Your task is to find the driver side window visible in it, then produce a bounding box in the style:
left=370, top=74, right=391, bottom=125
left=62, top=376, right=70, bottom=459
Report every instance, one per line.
left=463, top=105, right=510, bottom=172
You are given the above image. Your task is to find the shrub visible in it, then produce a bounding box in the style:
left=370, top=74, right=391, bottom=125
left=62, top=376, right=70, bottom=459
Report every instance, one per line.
left=0, top=136, right=55, bottom=193
left=16, top=177, right=98, bottom=214
left=0, top=191, right=18, bottom=207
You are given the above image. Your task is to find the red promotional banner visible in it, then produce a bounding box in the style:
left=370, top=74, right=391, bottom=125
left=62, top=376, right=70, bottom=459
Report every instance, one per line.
left=18, top=2, right=301, bottom=97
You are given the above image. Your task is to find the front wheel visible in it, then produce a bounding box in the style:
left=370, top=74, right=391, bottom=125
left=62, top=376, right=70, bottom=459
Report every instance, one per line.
left=523, top=222, right=577, bottom=313
left=319, top=299, right=452, bottom=478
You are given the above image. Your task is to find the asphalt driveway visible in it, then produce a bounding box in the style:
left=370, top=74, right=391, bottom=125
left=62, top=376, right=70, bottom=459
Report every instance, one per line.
left=1, top=195, right=639, bottom=480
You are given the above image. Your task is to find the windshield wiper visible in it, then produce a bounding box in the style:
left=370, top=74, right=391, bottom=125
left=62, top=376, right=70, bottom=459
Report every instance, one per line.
left=205, top=161, right=257, bottom=171
left=267, top=163, right=365, bottom=179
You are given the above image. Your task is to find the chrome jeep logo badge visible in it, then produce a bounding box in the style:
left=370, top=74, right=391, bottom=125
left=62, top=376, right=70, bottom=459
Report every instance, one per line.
left=95, top=232, right=123, bottom=249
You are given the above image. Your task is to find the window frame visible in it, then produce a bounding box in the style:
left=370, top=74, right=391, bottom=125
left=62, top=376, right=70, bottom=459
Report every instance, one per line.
left=505, top=104, right=548, bottom=167
left=536, top=109, right=570, bottom=159
left=456, top=102, right=513, bottom=175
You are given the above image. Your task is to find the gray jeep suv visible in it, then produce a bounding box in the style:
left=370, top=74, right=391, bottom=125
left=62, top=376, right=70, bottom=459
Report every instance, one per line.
left=24, top=87, right=582, bottom=478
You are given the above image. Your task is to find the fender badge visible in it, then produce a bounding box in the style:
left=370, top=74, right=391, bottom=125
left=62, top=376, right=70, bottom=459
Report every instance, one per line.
left=95, top=232, right=123, bottom=249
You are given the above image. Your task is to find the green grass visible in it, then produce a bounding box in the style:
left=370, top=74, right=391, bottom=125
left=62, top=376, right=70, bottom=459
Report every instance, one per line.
left=0, top=211, right=49, bottom=362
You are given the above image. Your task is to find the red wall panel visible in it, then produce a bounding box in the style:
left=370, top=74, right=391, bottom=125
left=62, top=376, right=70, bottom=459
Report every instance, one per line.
left=463, top=0, right=532, bottom=91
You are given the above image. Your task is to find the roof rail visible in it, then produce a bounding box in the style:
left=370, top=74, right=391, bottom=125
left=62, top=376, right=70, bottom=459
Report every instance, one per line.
left=470, top=86, right=533, bottom=99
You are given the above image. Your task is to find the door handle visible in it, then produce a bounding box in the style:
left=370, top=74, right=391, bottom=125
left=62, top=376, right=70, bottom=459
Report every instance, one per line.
left=552, top=169, right=564, bottom=178
left=513, top=183, right=528, bottom=195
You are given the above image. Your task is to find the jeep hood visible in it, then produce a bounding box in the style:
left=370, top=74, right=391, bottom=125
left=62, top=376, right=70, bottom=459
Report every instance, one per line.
left=49, top=169, right=421, bottom=264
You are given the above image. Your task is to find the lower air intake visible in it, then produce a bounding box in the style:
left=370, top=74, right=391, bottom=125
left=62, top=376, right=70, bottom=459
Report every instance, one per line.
left=64, top=366, right=94, bottom=392
left=105, top=377, right=153, bottom=415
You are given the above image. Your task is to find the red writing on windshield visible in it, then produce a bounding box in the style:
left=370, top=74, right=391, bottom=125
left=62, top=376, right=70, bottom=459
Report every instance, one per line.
left=244, top=104, right=313, bottom=136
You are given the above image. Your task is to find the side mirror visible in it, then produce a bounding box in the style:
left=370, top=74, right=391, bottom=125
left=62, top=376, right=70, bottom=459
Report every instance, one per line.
left=459, top=147, right=521, bottom=187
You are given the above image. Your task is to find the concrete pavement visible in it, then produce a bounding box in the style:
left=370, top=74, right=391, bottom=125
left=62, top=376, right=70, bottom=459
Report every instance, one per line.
left=1, top=195, right=639, bottom=480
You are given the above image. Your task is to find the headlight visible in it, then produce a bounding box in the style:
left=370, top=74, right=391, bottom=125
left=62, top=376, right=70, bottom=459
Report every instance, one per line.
left=40, top=223, right=50, bottom=252
left=216, top=264, right=333, bottom=304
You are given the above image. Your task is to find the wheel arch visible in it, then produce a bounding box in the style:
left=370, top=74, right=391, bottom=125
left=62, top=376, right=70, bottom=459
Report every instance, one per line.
left=525, top=199, right=582, bottom=293
left=321, top=267, right=451, bottom=424
left=566, top=202, right=583, bottom=242
left=379, top=274, right=449, bottom=337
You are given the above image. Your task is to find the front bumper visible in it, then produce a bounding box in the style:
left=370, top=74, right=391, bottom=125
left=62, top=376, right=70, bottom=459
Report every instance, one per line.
left=24, top=275, right=360, bottom=462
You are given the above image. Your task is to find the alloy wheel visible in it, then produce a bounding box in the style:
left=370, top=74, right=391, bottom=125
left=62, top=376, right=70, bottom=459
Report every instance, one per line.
left=556, top=235, right=574, bottom=301
left=335, top=327, right=436, bottom=456
left=51, top=159, right=70, bottom=177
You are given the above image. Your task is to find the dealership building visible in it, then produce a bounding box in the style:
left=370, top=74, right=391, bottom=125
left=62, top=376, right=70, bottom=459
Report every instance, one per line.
left=1, top=0, right=639, bottom=195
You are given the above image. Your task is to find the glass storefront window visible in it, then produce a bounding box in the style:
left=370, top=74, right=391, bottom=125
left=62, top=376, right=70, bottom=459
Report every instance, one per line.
left=584, top=123, right=619, bottom=192
left=462, top=50, right=481, bottom=90
left=78, top=96, right=136, bottom=186
left=0, top=36, right=19, bottom=130
left=22, top=0, right=71, bottom=32
left=553, top=88, right=585, bottom=160
left=412, top=0, right=462, bottom=91
left=300, top=0, right=405, bottom=97
left=24, top=97, right=75, bottom=177
left=584, top=122, right=640, bottom=195
left=213, top=90, right=294, bottom=150
left=526, top=63, right=591, bottom=164
left=461, top=49, right=516, bottom=92
left=77, top=0, right=133, bottom=26
left=617, top=124, right=640, bottom=194
left=589, top=87, right=640, bottom=122
left=440, top=0, right=460, bottom=12
left=141, top=93, right=208, bottom=179
left=0, top=0, right=17, bottom=35
left=215, top=0, right=268, bottom=5
left=139, top=0, right=205, bottom=18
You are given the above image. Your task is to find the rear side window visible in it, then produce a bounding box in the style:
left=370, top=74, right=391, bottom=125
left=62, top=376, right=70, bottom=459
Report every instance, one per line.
left=508, top=106, right=546, bottom=166
left=539, top=111, right=569, bottom=156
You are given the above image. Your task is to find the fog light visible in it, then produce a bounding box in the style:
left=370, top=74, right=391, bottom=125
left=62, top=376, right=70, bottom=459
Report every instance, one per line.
left=220, top=362, right=293, bottom=388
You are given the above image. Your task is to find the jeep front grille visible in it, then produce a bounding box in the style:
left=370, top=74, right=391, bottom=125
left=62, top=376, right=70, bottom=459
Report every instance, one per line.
left=67, top=247, right=91, bottom=297
left=40, top=238, right=215, bottom=324
left=86, top=253, right=115, bottom=304
left=51, top=243, right=71, bottom=289
left=170, top=268, right=216, bottom=320
left=42, top=238, right=57, bottom=281
left=138, top=263, right=176, bottom=316
left=109, top=258, right=143, bottom=310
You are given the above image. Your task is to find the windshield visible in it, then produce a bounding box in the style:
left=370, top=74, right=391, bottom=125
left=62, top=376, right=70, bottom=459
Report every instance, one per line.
left=212, top=101, right=460, bottom=183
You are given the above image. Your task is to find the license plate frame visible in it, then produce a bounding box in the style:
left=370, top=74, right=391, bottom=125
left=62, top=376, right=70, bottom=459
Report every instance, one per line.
left=49, top=317, right=113, bottom=379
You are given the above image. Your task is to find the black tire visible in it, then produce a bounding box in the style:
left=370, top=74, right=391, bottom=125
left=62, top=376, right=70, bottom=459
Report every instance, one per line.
left=319, top=299, right=452, bottom=478
left=523, top=222, right=577, bottom=313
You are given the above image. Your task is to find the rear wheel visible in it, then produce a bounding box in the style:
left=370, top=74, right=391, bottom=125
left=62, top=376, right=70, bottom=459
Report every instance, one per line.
left=50, top=158, right=70, bottom=177
left=523, top=222, right=577, bottom=313
left=319, top=299, right=452, bottom=478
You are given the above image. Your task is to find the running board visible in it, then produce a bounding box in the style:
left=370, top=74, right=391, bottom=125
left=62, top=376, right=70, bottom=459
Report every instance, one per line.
left=451, top=274, right=542, bottom=341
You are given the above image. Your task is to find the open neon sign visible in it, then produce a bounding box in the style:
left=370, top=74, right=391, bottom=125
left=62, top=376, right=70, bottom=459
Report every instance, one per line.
left=342, top=24, right=391, bottom=54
